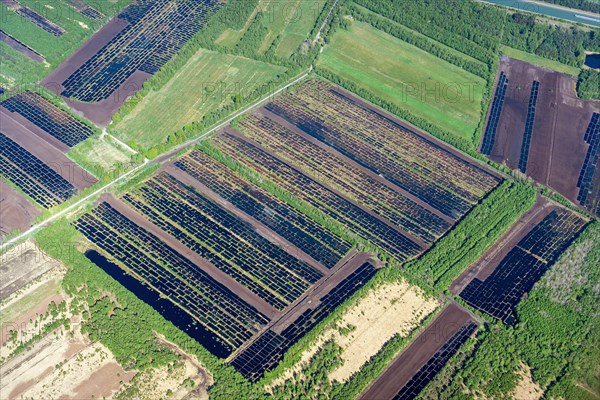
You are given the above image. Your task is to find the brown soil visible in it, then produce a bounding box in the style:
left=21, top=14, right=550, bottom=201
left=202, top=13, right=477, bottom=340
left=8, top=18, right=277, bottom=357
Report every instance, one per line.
left=0, top=105, right=70, bottom=153
left=0, top=182, right=40, bottom=239
left=0, top=30, right=44, bottom=62
left=482, top=57, right=600, bottom=211
left=67, top=362, right=135, bottom=400
left=0, top=240, right=62, bottom=302
left=358, top=303, right=473, bottom=400
left=61, top=69, right=152, bottom=127
left=41, top=18, right=128, bottom=89
left=0, top=109, right=97, bottom=190
left=40, top=16, right=153, bottom=127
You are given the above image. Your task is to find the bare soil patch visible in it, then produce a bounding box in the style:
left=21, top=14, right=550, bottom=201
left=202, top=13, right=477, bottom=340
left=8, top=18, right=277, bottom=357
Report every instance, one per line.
left=482, top=57, right=600, bottom=212
left=269, top=281, right=438, bottom=387
left=0, top=240, right=62, bottom=302
left=0, top=182, right=40, bottom=239
left=513, top=362, right=544, bottom=400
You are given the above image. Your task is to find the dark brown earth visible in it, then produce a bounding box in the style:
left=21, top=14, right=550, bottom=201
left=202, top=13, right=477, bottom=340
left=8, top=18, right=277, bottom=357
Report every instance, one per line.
left=0, top=181, right=40, bottom=238
left=482, top=57, right=600, bottom=209
left=0, top=30, right=44, bottom=62
left=358, top=303, right=473, bottom=400
left=40, top=17, right=151, bottom=127
left=0, top=106, right=70, bottom=153
left=41, top=18, right=128, bottom=89
left=449, top=196, right=556, bottom=295
left=0, top=110, right=97, bottom=189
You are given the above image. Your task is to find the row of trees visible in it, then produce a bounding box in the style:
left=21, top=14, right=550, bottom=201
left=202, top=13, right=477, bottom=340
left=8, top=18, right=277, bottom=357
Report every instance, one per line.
left=347, top=3, right=489, bottom=79
left=352, top=0, right=505, bottom=68
left=502, top=12, right=600, bottom=67
left=405, top=181, right=537, bottom=290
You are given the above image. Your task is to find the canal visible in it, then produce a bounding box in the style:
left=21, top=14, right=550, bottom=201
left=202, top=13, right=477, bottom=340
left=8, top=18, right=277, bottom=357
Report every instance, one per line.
left=480, top=0, right=599, bottom=27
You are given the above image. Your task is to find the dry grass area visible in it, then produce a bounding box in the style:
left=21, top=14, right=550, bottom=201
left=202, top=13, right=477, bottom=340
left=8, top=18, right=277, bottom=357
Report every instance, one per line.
left=269, top=281, right=438, bottom=388
left=513, top=362, right=544, bottom=400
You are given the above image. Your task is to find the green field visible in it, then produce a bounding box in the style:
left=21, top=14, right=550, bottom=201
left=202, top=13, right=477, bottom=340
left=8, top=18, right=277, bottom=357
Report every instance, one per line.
left=68, top=136, right=134, bottom=178
left=500, top=45, right=581, bottom=76
left=318, top=21, right=486, bottom=140
left=113, top=49, right=286, bottom=148
left=217, top=0, right=327, bottom=58
left=0, top=0, right=131, bottom=86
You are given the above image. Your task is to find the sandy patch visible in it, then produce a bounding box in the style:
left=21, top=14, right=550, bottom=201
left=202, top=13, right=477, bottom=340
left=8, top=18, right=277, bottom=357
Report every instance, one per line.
left=330, top=282, right=438, bottom=382
left=1, top=329, right=75, bottom=398
left=0, top=240, right=65, bottom=303
left=269, top=281, right=438, bottom=388
left=77, top=21, right=89, bottom=29
left=1, top=316, right=131, bottom=400
left=513, top=362, right=544, bottom=400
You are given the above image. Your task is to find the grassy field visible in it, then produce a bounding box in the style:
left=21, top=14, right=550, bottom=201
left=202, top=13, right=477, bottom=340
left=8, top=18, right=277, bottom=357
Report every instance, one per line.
left=217, top=0, right=326, bottom=58
left=68, top=136, right=134, bottom=178
left=0, top=0, right=131, bottom=86
left=112, top=49, right=286, bottom=148
left=318, top=21, right=486, bottom=140
left=500, top=45, right=581, bottom=76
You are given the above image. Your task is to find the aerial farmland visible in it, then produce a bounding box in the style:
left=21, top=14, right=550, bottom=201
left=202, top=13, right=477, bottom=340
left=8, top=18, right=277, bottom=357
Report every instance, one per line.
left=0, top=0, right=599, bottom=399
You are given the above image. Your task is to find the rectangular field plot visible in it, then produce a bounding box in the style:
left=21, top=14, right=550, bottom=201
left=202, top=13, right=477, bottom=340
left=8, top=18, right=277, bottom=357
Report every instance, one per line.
left=392, top=323, right=477, bottom=400
left=237, top=113, right=451, bottom=244
left=213, top=131, right=423, bottom=261
left=0, top=91, right=94, bottom=147
left=73, top=201, right=270, bottom=356
left=0, top=132, right=76, bottom=208
left=459, top=207, right=587, bottom=324
left=317, top=21, right=486, bottom=140
left=480, top=57, right=600, bottom=216
left=230, top=260, right=378, bottom=382
left=112, top=48, right=286, bottom=148
left=174, top=150, right=352, bottom=270
left=265, top=80, right=500, bottom=220
left=122, top=171, right=323, bottom=311
left=60, top=0, right=221, bottom=102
